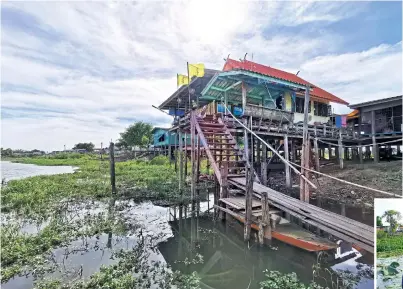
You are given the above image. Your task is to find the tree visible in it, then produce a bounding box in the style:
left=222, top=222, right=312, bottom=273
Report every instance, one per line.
left=382, top=210, right=402, bottom=234
left=376, top=216, right=383, bottom=227
left=118, top=122, right=153, bottom=149
left=73, top=142, right=95, bottom=152
left=1, top=148, right=13, bottom=157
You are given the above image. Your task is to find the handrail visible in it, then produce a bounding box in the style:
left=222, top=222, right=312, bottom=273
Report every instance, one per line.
left=223, top=105, right=318, bottom=189
left=193, top=113, right=222, bottom=185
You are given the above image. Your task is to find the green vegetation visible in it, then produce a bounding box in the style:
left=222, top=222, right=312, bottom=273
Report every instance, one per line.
left=377, top=233, right=403, bottom=258
left=377, top=211, right=403, bottom=258
left=1, top=154, right=200, bottom=288
left=117, top=121, right=153, bottom=149
left=72, top=142, right=95, bottom=152
left=382, top=210, right=402, bottom=233
left=377, top=216, right=383, bottom=227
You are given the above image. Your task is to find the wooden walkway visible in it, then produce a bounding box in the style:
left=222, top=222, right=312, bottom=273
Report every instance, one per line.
left=228, top=177, right=374, bottom=253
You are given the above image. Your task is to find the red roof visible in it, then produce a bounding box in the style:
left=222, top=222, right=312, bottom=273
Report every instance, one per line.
left=223, top=58, right=348, bottom=105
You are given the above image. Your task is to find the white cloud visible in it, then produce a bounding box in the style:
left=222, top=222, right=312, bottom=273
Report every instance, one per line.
left=1, top=1, right=400, bottom=150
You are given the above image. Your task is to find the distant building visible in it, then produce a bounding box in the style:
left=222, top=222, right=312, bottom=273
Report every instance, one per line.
left=349, top=95, right=402, bottom=136
left=151, top=127, right=190, bottom=148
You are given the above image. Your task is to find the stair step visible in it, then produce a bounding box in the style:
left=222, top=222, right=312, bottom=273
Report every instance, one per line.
left=199, top=123, right=224, bottom=127
left=207, top=141, right=236, bottom=145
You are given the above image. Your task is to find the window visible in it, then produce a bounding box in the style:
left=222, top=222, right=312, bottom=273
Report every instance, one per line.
left=295, top=97, right=311, bottom=113
left=295, top=97, right=304, bottom=113
left=314, top=101, right=329, bottom=117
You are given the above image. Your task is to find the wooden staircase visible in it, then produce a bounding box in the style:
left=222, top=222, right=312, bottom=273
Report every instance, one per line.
left=194, top=114, right=246, bottom=185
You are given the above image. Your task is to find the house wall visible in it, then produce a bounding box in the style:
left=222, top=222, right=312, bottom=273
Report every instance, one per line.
left=289, top=94, right=332, bottom=125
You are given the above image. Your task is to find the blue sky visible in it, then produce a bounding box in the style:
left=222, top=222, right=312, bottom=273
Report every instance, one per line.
left=1, top=1, right=402, bottom=151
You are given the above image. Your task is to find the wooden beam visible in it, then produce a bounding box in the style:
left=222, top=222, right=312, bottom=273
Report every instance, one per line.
left=244, top=165, right=253, bottom=241
left=261, top=142, right=268, bottom=186
left=313, top=137, right=320, bottom=172
left=284, top=135, right=291, bottom=188
left=338, top=130, right=344, bottom=169
left=300, top=86, right=310, bottom=202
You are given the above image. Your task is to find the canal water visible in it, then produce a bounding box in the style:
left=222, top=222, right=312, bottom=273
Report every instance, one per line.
left=1, top=161, right=76, bottom=181
left=377, top=255, right=403, bottom=289
left=2, top=162, right=374, bottom=289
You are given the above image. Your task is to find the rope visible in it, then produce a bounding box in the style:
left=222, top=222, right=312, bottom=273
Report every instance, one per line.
left=317, top=138, right=403, bottom=148
left=224, top=105, right=317, bottom=189
left=224, top=104, right=401, bottom=198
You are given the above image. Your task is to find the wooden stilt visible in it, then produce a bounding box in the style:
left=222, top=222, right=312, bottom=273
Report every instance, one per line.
left=174, top=131, right=178, bottom=173
left=261, top=141, right=267, bottom=186
left=300, top=85, right=310, bottom=202
left=338, top=131, right=344, bottom=169
left=259, top=192, right=271, bottom=244
left=284, top=135, right=291, bottom=187
left=244, top=164, right=253, bottom=242
left=220, top=161, right=228, bottom=220
left=178, top=130, right=184, bottom=192
left=184, top=133, right=188, bottom=177
left=313, top=137, right=320, bottom=172
left=359, top=143, right=363, bottom=164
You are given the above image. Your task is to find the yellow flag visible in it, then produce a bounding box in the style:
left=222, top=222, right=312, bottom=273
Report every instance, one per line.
left=188, top=63, right=205, bottom=78
left=177, top=74, right=189, bottom=87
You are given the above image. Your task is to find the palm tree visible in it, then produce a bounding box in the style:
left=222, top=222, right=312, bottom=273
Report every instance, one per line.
left=382, top=210, right=402, bottom=234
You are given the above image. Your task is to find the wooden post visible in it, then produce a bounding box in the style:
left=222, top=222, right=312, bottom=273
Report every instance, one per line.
left=174, top=131, right=178, bottom=172
left=184, top=133, right=188, bottom=177
left=313, top=137, right=320, bottom=172
left=242, top=82, right=247, bottom=112
left=109, top=142, right=116, bottom=194
left=178, top=130, right=184, bottom=192
left=300, top=85, right=310, bottom=202
left=256, top=139, right=261, bottom=164
left=190, top=111, right=196, bottom=202
left=359, top=143, right=363, bottom=164
left=338, top=130, right=344, bottom=169
left=220, top=161, right=228, bottom=220
left=290, top=139, right=296, bottom=162
left=284, top=135, right=291, bottom=187
left=259, top=192, right=271, bottom=245
left=261, top=141, right=267, bottom=186
left=371, top=110, right=378, bottom=163
left=328, top=144, right=332, bottom=160
left=244, top=164, right=253, bottom=242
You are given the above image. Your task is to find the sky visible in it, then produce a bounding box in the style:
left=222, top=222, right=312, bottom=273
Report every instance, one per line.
left=375, top=199, right=403, bottom=225
left=1, top=1, right=402, bottom=151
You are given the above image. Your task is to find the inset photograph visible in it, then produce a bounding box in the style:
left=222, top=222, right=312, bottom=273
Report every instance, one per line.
left=376, top=198, right=403, bottom=289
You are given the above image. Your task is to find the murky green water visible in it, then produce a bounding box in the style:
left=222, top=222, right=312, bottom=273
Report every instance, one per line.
left=2, top=162, right=374, bottom=288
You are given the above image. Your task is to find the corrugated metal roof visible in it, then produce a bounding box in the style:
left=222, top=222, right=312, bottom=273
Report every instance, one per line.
left=223, top=59, right=348, bottom=105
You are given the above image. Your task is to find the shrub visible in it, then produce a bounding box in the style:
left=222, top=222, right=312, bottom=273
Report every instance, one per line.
left=149, top=155, right=169, bottom=166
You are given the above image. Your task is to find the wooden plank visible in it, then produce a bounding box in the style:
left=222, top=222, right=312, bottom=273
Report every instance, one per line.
left=228, top=177, right=374, bottom=244
left=219, top=197, right=262, bottom=210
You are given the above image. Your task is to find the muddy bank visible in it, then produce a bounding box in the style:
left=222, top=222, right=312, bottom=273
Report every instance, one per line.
left=317, top=161, right=402, bottom=204
left=267, top=160, right=402, bottom=207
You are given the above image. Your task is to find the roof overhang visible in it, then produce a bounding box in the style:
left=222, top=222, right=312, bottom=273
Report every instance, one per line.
left=158, top=69, right=219, bottom=110
left=200, top=70, right=309, bottom=104
left=349, top=95, right=402, bottom=109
